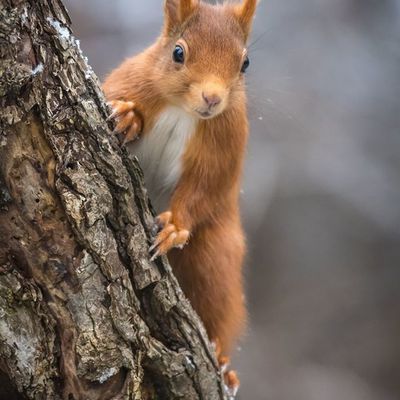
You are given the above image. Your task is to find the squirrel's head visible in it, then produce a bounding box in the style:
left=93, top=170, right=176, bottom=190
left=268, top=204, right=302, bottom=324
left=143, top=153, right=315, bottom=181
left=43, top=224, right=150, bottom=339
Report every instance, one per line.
left=157, top=0, right=258, bottom=119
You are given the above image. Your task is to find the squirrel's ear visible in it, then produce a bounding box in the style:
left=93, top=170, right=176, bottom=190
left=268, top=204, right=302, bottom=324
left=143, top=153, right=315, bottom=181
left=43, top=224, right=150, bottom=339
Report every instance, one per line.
left=234, top=0, right=258, bottom=39
left=164, top=0, right=199, bottom=34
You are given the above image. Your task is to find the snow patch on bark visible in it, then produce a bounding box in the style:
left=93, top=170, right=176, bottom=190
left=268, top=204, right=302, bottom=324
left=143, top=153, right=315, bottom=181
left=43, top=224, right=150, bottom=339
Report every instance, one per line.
left=0, top=317, right=37, bottom=375
left=46, top=17, right=71, bottom=40
left=46, top=18, right=94, bottom=79
left=98, top=367, right=118, bottom=383
left=31, top=63, right=43, bottom=75
left=21, top=7, right=28, bottom=24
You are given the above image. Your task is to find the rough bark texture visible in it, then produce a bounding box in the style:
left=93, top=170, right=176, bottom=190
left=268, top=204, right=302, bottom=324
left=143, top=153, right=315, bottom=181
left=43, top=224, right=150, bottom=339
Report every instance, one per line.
left=0, top=1, right=226, bottom=399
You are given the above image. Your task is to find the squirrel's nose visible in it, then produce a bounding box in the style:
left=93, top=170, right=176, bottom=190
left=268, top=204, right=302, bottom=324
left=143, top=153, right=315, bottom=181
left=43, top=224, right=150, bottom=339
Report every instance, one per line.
left=202, top=92, right=222, bottom=108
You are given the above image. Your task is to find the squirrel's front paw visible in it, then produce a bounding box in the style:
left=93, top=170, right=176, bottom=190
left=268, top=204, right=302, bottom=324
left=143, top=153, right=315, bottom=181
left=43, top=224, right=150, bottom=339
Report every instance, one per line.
left=107, top=100, right=143, bottom=144
left=149, top=211, right=190, bottom=260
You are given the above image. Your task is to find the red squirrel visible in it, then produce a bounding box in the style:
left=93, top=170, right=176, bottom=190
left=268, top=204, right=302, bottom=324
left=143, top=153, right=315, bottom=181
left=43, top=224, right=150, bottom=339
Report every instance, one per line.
left=103, top=0, right=257, bottom=394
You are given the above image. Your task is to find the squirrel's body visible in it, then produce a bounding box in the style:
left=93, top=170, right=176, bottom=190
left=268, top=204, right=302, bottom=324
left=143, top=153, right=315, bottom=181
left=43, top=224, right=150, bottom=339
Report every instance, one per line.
left=133, top=105, right=197, bottom=211
left=103, top=0, right=257, bottom=391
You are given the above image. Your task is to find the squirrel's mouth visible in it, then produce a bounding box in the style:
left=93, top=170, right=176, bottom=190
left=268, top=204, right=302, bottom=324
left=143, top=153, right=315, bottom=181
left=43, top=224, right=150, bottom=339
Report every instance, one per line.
left=196, top=110, right=214, bottom=119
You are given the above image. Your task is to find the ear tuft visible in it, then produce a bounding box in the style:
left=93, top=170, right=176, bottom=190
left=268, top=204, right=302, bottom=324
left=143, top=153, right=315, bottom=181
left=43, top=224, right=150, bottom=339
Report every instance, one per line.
left=234, top=0, right=258, bottom=39
left=164, top=0, right=199, bottom=34
left=180, top=0, right=199, bottom=22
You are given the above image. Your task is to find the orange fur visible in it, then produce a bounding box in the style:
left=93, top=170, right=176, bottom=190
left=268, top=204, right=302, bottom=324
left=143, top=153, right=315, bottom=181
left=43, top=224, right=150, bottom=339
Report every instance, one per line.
left=103, top=0, right=257, bottom=371
left=234, top=0, right=258, bottom=39
left=164, top=0, right=199, bottom=35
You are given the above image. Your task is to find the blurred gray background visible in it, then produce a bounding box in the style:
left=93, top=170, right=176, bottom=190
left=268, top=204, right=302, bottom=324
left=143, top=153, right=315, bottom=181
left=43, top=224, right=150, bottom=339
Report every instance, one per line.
left=63, top=0, right=400, bottom=399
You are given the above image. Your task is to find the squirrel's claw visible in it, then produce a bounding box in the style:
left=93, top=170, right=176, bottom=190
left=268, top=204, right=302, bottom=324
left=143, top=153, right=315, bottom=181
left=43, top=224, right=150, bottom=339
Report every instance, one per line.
left=149, top=249, right=161, bottom=262
left=122, top=122, right=140, bottom=145
left=213, top=338, right=240, bottom=399
left=225, top=370, right=240, bottom=399
left=108, top=100, right=142, bottom=144
left=107, top=100, right=135, bottom=120
left=149, top=212, right=189, bottom=260
left=114, top=110, right=134, bottom=134
left=150, top=225, right=189, bottom=258
left=151, top=211, right=172, bottom=235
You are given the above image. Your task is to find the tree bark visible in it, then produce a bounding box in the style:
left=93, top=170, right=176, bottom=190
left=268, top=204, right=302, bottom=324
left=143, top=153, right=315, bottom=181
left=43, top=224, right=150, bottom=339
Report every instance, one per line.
left=0, top=1, right=226, bottom=399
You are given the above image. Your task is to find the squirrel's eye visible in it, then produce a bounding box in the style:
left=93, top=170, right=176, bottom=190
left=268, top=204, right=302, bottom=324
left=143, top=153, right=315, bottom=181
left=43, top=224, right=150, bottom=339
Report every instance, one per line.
left=241, top=56, right=250, bottom=73
left=173, top=45, right=185, bottom=64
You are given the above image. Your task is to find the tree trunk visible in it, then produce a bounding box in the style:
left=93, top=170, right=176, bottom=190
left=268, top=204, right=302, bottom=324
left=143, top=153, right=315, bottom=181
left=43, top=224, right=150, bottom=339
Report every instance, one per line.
left=0, top=1, right=226, bottom=399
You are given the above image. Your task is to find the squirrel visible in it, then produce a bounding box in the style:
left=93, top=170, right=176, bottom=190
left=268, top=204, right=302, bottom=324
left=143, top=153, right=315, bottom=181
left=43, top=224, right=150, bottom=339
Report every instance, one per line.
left=103, top=0, right=257, bottom=394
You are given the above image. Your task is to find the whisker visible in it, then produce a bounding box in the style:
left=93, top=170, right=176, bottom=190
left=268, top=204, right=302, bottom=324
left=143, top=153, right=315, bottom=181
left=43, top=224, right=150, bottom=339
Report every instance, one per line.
left=248, top=28, right=270, bottom=51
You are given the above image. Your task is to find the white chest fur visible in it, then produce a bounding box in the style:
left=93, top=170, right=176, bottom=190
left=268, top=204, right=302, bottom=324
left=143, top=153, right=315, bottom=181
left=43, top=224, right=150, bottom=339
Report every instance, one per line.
left=129, top=106, right=197, bottom=212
